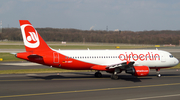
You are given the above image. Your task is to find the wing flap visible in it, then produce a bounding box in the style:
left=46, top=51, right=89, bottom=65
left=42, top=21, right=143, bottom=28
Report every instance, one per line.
left=91, top=61, right=135, bottom=71
left=107, top=61, right=135, bottom=70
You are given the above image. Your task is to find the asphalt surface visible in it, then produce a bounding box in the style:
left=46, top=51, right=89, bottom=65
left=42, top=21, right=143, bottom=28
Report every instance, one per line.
left=0, top=49, right=25, bottom=53
left=0, top=69, right=180, bottom=100
left=0, top=61, right=49, bottom=70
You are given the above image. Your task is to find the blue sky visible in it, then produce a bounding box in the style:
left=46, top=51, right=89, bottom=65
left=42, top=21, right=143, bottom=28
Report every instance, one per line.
left=1, top=0, right=180, bottom=31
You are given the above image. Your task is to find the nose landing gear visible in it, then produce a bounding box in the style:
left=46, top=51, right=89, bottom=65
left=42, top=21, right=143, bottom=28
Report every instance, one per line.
left=156, top=68, right=161, bottom=77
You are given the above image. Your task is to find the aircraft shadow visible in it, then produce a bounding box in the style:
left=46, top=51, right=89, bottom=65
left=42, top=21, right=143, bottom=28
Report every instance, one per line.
left=148, top=74, right=180, bottom=77
left=27, top=72, right=152, bottom=82
left=70, top=72, right=152, bottom=82
left=28, top=75, right=67, bottom=80
left=118, top=75, right=152, bottom=82
left=28, top=74, right=109, bottom=80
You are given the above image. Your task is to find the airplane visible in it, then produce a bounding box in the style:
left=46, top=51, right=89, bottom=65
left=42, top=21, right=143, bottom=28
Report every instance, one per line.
left=16, top=20, right=179, bottom=80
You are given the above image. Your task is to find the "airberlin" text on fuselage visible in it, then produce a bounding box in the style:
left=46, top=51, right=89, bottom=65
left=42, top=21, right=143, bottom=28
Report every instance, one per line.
left=119, top=52, right=160, bottom=61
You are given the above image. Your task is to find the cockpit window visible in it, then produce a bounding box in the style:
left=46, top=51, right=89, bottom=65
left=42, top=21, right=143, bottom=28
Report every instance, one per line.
left=169, top=55, right=174, bottom=58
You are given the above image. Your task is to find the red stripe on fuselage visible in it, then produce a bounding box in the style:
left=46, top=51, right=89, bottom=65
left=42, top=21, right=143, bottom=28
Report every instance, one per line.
left=43, top=51, right=96, bottom=70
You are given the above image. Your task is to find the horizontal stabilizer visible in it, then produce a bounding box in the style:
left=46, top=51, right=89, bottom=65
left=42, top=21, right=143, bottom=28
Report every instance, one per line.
left=28, top=54, right=43, bottom=59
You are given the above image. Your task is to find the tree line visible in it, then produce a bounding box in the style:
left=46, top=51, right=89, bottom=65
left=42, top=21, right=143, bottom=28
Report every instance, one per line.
left=0, top=28, right=180, bottom=45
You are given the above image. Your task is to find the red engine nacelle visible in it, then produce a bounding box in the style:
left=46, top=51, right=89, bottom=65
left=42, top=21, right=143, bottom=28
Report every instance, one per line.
left=125, top=66, right=149, bottom=76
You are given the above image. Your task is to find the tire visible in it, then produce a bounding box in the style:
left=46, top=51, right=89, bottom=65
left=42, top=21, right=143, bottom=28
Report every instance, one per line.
left=111, top=74, right=118, bottom=80
left=157, top=73, right=161, bottom=77
left=94, top=72, right=102, bottom=78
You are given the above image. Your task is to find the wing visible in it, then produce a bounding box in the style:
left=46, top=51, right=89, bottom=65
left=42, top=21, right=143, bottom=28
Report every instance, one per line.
left=107, top=61, right=135, bottom=70
left=91, top=61, right=135, bottom=71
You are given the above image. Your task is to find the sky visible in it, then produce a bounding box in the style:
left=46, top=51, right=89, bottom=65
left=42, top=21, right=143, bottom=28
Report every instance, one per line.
left=1, top=0, right=180, bottom=31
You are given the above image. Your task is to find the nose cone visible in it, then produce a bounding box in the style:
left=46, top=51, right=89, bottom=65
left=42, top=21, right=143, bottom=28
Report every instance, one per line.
left=173, top=58, right=179, bottom=66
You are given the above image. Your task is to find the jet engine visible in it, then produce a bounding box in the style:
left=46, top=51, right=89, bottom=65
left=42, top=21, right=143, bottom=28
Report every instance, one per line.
left=125, top=66, right=149, bottom=76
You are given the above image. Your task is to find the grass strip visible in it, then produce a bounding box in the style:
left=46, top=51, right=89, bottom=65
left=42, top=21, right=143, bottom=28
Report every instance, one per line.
left=169, top=63, right=180, bottom=69
left=0, top=53, right=23, bottom=61
left=0, top=68, right=90, bottom=74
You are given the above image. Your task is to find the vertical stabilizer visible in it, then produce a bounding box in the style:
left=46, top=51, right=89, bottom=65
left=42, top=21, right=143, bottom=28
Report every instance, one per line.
left=19, top=20, right=51, bottom=52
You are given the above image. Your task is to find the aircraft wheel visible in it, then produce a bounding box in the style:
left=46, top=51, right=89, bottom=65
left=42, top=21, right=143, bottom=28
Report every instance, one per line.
left=111, top=74, right=119, bottom=80
left=157, top=73, right=161, bottom=77
left=94, top=72, right=102, bottom=78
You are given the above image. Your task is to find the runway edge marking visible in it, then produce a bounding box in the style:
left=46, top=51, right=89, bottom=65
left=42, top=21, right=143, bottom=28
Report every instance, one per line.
left=0, top=83, right=180, bottom=98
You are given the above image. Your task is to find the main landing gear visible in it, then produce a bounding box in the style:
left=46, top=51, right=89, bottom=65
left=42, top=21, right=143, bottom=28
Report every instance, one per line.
left=111, top=74, right=118, bottom=80
left=94, top=71, right=119, bottom=80
left=94, top=71, right=102, bottom=78
left=94, top=68, right=121, bottom=80
left=156, top=68, right=161, bottom=77
left=111, top=68, right=120, bottom=80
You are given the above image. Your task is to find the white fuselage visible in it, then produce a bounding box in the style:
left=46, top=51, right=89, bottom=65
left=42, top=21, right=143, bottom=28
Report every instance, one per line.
left=55, top=49, right=179, bottom=68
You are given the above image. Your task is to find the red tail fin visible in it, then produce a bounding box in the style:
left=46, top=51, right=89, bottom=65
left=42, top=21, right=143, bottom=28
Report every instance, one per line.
left=19, top=20, right=51, bottom=52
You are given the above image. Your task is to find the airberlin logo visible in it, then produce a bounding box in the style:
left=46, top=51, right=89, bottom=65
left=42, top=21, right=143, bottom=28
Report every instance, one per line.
left=119, top=52, right=160, bottom=61
left=27, top=32, right=38, bottom=42
left=21, top=24, right=40, bottom=48
left=136, top=70, right=149, bottom=72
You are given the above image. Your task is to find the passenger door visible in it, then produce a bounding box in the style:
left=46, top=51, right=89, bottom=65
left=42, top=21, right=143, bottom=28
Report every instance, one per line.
left=161, top=53, right=166, bottom=62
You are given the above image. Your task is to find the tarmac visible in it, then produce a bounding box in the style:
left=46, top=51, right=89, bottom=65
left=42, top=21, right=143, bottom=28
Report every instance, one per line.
left=0, top=69, right=180, bottom=100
